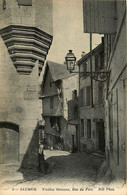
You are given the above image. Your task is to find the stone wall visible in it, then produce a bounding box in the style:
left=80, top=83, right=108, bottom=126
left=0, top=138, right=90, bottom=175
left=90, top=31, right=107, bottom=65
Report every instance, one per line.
left=0, top=37, right=40, bottom=167
left=62, top=74, right=79, bottom=120
left=0, top=0, right=53, bottom=35
left=0, top=0, right=53, bottom=167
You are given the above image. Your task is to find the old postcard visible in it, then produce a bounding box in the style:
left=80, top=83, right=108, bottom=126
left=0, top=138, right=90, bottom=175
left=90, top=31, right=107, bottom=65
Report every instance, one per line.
left=0, top=0, right=126, bottom=195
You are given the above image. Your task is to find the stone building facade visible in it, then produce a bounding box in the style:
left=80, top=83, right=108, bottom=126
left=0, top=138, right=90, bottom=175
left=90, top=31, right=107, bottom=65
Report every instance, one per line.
left=83, top=0, right=126, bottom=181
left=77, top=42, right=105, bottom=153
left=103, top=2, right=126, bottom=182
left=0, top=0, right=53, bottom=167
left=41, top=61, right=78, bottom=151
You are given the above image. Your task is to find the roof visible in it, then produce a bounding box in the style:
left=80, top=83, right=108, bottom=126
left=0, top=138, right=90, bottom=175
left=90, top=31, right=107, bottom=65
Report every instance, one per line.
left=47, top=61, right=71, bottom=81
left=42, top=61, right=73, bottom=88
left=77, top=43, right=104, bottom=66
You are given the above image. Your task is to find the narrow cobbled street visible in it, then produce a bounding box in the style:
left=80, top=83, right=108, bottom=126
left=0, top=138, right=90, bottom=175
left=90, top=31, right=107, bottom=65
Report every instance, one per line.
left=0, top=150, right=106, bottom=191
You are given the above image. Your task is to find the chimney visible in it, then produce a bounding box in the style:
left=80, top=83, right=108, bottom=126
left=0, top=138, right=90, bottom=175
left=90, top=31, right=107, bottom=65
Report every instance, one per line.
left=81, top=51, right=86, bottom=58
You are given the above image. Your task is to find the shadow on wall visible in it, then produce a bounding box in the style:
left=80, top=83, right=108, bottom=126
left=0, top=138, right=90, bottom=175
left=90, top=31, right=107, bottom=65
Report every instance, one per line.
left=20, top=123, right=39, bottom=169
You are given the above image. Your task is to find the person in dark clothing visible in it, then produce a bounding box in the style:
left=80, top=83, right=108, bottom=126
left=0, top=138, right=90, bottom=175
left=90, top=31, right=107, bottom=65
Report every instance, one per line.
left=38, top=144, right=49, bottom=173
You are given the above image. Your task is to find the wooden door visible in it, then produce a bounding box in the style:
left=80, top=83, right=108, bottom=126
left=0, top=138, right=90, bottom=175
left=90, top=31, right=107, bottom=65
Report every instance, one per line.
left=97, top=121, right=105, bottom=153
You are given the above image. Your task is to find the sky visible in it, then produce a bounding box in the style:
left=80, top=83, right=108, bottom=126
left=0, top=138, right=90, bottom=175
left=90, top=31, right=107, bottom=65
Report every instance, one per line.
left=47, top=0, right=103, bottom=64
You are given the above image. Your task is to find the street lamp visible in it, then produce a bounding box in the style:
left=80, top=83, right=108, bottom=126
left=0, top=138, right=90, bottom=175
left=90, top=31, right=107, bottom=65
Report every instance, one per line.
left=65, top=50, right=76, bottom=72
left=65, top=50, right=110, bottom=82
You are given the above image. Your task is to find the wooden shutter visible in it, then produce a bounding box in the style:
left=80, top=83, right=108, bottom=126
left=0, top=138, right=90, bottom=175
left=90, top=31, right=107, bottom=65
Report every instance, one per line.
left=83, top=0, right=116, bottom=34
left=87, top=119, right=91, bottom=139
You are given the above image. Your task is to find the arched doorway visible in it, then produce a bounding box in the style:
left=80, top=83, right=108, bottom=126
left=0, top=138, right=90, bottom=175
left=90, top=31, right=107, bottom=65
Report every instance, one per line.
left=0, top=122, right=19, bottom=163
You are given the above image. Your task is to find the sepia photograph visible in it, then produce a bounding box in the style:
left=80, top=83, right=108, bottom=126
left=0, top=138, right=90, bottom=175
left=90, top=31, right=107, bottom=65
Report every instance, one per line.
left=0, top=0, right=126, bottom=194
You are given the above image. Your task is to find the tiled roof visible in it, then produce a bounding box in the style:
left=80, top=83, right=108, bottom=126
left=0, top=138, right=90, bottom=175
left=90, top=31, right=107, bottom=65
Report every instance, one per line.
left=42, top=60, right=78, bottom=88
left=46, top=61, right=71, bottom=81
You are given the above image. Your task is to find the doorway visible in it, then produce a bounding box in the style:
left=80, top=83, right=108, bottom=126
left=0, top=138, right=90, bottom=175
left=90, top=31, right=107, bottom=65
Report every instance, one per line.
left=72, top=125, right=78, bottom=152
left=96, top=121, right=105, bottom=153
left=0, top=122, right=19, bottom=163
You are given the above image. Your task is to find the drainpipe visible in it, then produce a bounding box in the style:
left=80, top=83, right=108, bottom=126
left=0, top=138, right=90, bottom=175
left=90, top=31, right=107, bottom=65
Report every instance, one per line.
left=78, top=64, right=81, bottom=151
left=90, top=33, right=94, bottom=107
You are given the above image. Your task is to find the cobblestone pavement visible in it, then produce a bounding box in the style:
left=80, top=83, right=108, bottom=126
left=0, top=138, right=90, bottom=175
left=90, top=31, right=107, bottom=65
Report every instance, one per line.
left=0, top=150, right=106, bottom=191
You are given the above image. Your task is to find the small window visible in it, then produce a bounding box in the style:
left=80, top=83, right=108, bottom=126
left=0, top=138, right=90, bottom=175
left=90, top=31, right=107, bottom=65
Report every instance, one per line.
left=50, top=97, right=54, bottom=109
left=87, top=119, right=91, bottom=139
left=17, top=0, right=32, bottom=6
left=3, top=0, right=6, bottom=10
left=72, top=90, right=77, bottom=100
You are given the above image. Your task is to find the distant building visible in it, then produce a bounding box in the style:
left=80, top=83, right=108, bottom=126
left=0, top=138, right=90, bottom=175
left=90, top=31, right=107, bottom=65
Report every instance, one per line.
left=41, top=61, right=78, bottom=151
left=0, top=0, right=53, bottom=167
left=82, top=0, right=126, bottom=181
left=77, top=42, right=105, bottom=153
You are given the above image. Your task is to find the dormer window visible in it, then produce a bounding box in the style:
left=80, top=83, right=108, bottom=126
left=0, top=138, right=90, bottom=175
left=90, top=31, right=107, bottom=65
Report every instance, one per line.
left=3, top=0, right=6, bottom=10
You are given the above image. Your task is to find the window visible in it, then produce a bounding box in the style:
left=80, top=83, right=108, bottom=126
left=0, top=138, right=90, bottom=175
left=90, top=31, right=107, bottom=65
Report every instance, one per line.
left=74, top=104, right=78, bottom=118
left=87, top=119, right=91, bottom=139
left=17, top=0, right=32, bottom=6
left=72, top=90, right=77, bottom=100
left=50, top=117, right=61, bottom=132
left=86, top=86, right=91, bottom=106
left=50, top=97, right=54, bottom=109
left=50, top=117, right=56, bottom=128
left=81, top=119, right=84, bottom=137
left=80, top=87, right=86, bottom=106
left=3, top=0, right=6, bottom=10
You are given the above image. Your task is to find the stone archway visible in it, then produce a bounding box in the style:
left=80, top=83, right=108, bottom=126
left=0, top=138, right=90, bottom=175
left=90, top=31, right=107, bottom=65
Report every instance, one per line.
left=0, top=122, right=19, bottom=163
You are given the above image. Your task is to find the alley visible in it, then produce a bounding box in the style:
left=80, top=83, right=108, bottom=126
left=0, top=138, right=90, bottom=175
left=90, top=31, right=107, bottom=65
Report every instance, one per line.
left=0, top=150, right=105, bottom=191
